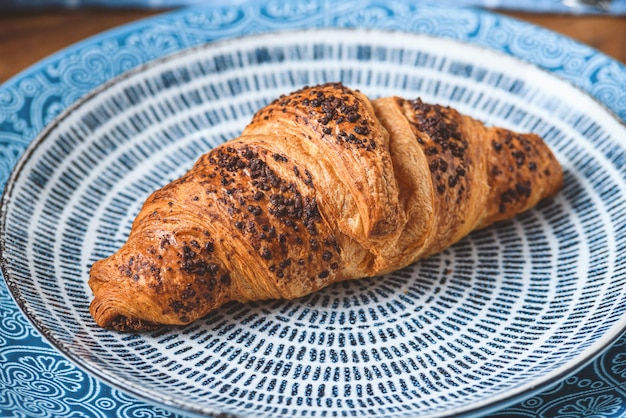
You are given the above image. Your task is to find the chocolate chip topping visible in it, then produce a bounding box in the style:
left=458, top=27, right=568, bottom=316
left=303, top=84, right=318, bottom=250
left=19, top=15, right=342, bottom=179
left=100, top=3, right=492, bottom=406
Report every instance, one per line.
left=255, top=82, right=378, bottom=152
left=193, top=142, right=340, bottom=284
left=491, top=130, right=545, bottom=215
left=401, top=98, right=469, bottom=201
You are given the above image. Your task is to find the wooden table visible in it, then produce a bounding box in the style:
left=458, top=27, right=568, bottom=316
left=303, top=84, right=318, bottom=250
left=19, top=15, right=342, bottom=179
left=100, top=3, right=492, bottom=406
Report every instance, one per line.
left=0, top=8, right=625, bottom=85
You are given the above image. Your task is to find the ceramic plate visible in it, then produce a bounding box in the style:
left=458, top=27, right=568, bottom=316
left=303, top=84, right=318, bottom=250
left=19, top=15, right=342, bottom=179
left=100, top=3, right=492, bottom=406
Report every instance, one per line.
left=2, top=12, right=626, bottom=418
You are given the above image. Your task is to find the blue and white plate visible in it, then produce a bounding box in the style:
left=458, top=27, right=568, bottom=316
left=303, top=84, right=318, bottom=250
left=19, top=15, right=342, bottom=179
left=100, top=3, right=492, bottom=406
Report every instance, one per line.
left=2, top=3, right=626, bottom=418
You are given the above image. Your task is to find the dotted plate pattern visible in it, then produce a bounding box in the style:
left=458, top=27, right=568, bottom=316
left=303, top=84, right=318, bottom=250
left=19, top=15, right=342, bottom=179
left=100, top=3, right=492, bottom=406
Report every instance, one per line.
left=1, top=3, right=626, bottom=418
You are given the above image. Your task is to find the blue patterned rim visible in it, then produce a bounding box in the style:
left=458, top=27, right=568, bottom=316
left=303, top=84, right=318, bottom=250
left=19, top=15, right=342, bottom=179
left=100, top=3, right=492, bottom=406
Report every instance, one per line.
left=1, top=2, right=626, bottom=418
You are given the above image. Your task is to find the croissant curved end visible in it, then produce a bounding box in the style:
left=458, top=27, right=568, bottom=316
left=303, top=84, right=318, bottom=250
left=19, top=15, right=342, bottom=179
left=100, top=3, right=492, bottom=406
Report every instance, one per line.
left=89, top=261, right=162, bottom=332
left=89, top=297, right=160, bottom=332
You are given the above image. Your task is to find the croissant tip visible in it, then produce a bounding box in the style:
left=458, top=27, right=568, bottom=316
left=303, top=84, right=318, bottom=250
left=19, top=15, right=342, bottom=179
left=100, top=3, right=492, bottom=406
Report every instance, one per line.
left=89, top=298, right=160, bottom=332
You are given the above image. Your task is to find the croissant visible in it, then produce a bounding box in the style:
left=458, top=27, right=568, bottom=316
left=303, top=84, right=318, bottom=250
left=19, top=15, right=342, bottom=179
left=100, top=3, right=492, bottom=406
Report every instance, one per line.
left=89, top=82, right=562, bottom=331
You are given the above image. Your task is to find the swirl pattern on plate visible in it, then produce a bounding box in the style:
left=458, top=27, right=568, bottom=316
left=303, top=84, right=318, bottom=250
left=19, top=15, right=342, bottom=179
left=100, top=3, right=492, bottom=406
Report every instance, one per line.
left=2, top=27, right=626, bottom=418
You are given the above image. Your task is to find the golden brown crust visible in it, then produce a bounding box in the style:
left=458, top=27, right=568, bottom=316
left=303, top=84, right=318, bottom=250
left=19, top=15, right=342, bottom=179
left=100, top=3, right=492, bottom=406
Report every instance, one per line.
left=243, top=83, right=402, bottom=250
left=88, top=83, right=563, bottom=331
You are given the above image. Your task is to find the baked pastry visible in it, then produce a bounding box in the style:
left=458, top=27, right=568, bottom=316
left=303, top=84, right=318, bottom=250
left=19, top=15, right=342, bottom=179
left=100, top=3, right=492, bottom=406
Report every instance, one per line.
left=89, top=83, right=562, bottom=331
